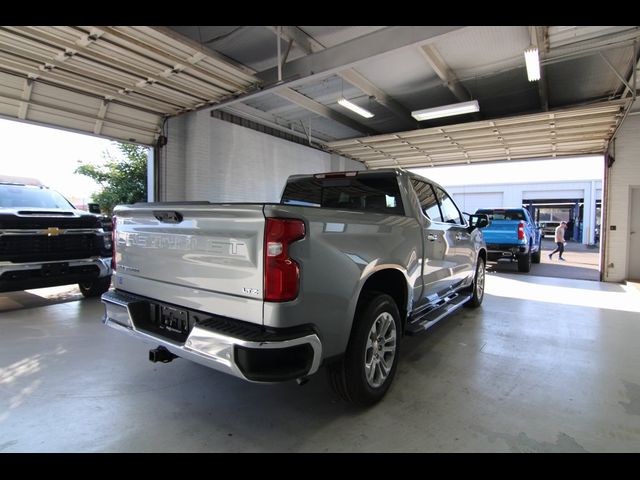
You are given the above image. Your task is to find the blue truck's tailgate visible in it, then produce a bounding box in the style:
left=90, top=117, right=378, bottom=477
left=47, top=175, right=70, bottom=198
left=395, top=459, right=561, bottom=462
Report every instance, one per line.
left=481, top=220, right=522, bottom=244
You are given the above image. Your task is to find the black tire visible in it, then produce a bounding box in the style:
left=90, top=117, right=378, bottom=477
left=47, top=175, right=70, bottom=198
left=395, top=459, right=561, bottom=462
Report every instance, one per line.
left=531, top=240, right=542, bottom=264
left=464, top=257, right=485, bottom=308
left=79, top=276, right=112, bottom=298
left=327, top=293, right=401, bottom=406
left=517, top=250, right=531, bottom=272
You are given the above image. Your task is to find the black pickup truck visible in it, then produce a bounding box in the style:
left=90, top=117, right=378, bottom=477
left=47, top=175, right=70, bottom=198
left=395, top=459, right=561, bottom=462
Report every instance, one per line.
left=0, top=176, right=112, bottom=297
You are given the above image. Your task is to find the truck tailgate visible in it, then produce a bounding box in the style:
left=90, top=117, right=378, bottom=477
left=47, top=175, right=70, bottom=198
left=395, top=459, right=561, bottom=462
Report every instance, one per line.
left=113, top=203, right=265, bottom=323
left=482, top=220, right=521, bottom=244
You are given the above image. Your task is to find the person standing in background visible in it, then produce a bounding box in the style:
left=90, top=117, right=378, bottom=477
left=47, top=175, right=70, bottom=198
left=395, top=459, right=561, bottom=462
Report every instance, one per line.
left=549, top=221, right=567, bottom=261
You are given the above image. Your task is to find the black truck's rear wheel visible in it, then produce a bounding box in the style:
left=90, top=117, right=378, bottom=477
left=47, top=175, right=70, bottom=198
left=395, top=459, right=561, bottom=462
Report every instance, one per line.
left=79, top=276, right=112, bottom=298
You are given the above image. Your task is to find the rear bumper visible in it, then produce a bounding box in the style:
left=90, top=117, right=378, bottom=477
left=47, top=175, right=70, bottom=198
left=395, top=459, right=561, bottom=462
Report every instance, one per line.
left=101, top=290, right=322, bottom=383
left=486, top=243, right=528, bottom=259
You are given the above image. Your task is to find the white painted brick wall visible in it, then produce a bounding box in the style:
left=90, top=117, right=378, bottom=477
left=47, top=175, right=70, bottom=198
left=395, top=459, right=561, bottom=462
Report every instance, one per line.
left=161, top=111, right=364, bottom=203
left=161, top=114, right=186, bottom=201
left=604, top=114, right=640, bottom=282
left=446, top=180, right=602, bottom=245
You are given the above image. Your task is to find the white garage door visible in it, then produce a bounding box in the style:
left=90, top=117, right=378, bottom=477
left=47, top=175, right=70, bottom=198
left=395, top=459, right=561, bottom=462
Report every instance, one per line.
left=453, top=192, right=504, bottom=214
left=0, top=26, right=259, bottom=146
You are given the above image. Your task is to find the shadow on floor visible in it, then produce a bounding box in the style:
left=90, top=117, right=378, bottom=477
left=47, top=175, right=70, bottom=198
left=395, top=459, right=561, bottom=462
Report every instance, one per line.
left=0, top=286, right=83, bottom=313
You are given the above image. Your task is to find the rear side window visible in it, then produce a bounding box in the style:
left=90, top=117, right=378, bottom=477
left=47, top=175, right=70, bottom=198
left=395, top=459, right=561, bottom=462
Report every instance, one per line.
left=411, top=179, right=442, bottom=222
left=434, top=187, right=464, bottom=225
left=281, top=173, right=405, bottom=215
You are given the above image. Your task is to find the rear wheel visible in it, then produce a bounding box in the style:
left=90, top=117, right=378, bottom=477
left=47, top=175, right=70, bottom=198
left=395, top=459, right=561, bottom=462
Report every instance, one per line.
left=79, top=276, right=111, bottom=298
left=327, top=293, right=401, bottom=406
left=531, top=239, right=542, bottom=264
left=464, top=256, right=485, bottom=308
left=517, top=250, right=531, bottom=272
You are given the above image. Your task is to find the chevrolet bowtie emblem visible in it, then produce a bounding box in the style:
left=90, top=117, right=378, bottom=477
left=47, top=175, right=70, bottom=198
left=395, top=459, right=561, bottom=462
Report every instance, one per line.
left=45, top=227, right=63, bottom=236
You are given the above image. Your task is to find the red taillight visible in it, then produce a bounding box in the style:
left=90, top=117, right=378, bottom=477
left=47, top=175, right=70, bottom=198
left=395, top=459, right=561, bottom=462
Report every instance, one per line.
left=111, top=216, right=117, bottom=270
left=264, top=218, right=305, bottom=302
left=518, top=221, right=525, bottom=240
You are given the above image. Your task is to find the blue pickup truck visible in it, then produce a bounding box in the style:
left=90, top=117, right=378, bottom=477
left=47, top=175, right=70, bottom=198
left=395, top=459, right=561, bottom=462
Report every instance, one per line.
left=475, top=207, right=542, bottom=272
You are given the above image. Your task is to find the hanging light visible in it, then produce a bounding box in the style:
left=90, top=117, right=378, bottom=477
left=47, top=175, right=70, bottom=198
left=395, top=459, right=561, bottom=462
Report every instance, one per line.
left=411, top=100, right=479, bottom=121
left=337, top=98, right=374, bottom=119
left=524, top=46, right=541, bottom=82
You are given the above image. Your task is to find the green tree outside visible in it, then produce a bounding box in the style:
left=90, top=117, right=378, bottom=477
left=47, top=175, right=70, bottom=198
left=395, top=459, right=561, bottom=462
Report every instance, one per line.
left=75, top=142, right=147, bottom=215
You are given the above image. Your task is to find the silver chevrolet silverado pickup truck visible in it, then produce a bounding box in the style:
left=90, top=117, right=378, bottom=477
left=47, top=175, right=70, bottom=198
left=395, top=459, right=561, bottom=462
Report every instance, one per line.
left=102, top=168, right=488, bottom=405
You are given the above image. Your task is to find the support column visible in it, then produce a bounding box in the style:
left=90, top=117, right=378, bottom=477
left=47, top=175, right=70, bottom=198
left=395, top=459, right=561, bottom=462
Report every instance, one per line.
left=589, top=180, right=598, bottom=245
left=582, top=183, right=593, bottom=245
left=147, top=146, right=155, bottom=202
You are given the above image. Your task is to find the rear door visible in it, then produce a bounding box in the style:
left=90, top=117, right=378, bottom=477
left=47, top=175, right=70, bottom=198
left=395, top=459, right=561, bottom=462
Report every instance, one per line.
left=433, top=185, right=474, bottom=283
left=410, top=179, right=454, bottom=302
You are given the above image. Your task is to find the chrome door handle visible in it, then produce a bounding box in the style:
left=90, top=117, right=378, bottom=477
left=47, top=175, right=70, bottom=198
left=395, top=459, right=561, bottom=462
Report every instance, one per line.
left=455, top=233, right=464, bottom=241
left=427, top=234, right=438, bottom=241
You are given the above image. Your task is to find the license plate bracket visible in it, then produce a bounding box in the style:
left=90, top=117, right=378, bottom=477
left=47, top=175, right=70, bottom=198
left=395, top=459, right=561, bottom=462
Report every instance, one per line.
left=41, top=262, right=69, bottom=277
left=158, top=305, right=189, bottom=334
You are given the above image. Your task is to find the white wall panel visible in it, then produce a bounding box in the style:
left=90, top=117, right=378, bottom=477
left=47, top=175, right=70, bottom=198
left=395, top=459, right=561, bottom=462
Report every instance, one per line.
left=452, top=192, right=503, bottom=213
left=604, top=114, right=640, bottom=282
left=160, top=112, right=364, bottom=203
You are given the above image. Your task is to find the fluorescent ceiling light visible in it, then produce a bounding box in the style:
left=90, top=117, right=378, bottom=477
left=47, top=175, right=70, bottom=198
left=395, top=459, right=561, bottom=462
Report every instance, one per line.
left=338, top=98, right=374, bottom=118
left=411, top=100, right=479, bottom=121
left=524, top=47, right=541, bottom=81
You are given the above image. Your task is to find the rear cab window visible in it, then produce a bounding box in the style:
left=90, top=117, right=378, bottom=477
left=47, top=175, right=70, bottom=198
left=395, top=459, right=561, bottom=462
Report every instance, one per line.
left=281, top=172, right=405, bottom=215
left=477, top=209, right=525, bottom=221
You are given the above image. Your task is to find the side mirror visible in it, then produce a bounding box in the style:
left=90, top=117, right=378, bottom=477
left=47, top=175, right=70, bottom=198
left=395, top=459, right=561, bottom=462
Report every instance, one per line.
left=465, top=213, right=490, bottom=231
left=88, top=203, right=101, bottom=214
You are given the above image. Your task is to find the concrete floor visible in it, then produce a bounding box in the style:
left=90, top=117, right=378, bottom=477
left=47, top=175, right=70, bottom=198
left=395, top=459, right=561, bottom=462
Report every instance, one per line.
left=488, top=239, right=600, bottom=281
left=1, top=276, right=640, bottom=452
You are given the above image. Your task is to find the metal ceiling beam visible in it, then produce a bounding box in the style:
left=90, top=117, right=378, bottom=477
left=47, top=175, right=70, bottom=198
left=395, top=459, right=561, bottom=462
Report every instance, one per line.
left=418, top=44, right=470, bottom=102
left=451, top=31, right=640, bottom=85
left=531, top=26, right=550, bottom=111
left=202, top=26, right=252, bottom=48
left=94, top=99, right=109, bottom=135
left=274, top=88, right=377, bottom=135
left=223, top=26, right=454, bottom=131
left=265, top=26, right=325, bottom=54
left=148, top=26, right=257, bottom=78
left=208, top=26, right=464, bottom=112
left=258, top=26, right=463, bottom=85
left=273, top=26, right=418, bottom=129
left=337, top=69, right=417, bottom=130
left=618, top=40, right=639, bottom=99
left=17, top=77, right=33, bottom=119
